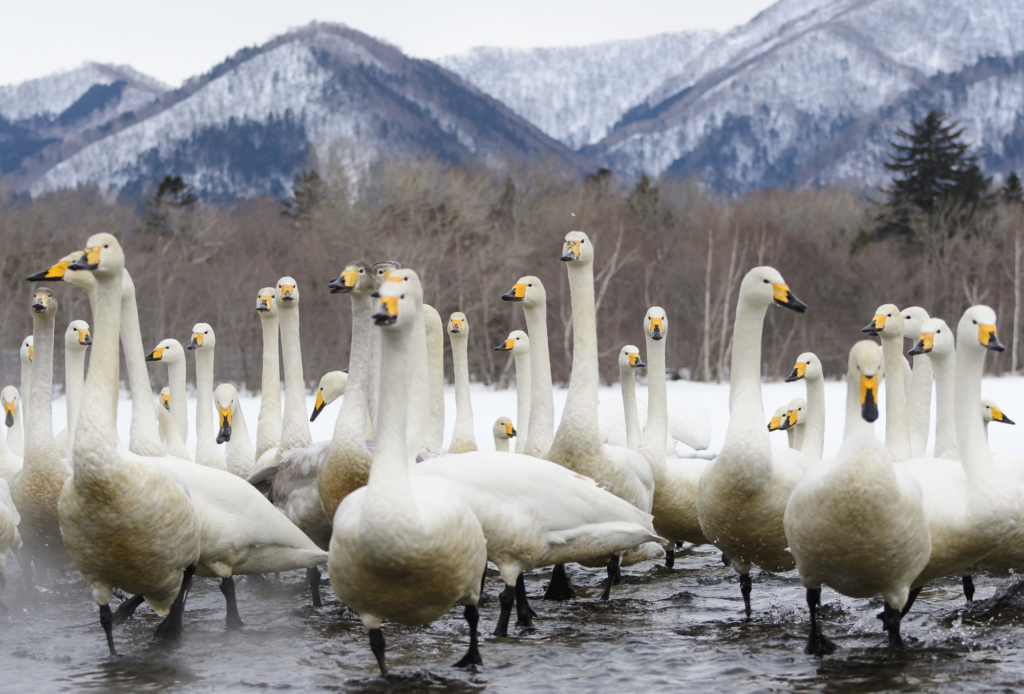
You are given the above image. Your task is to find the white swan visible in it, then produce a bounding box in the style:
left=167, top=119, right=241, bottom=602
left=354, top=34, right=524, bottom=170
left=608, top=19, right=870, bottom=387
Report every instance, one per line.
left=862, top=304, right=912, bottom=461
left=215, top=383, right=256, bottom=478
left=423, top=304, right=445, bottom=452
left=120, top=269, right=164, bottom=457
left=328, top=278, right=488, bottom=676
left=902, top=307, right=933, bottom=458
left=767, top=404, right=793, bottom=446
left=55, top=320, right=91, bottom=458
left=255, top=287, right=282, bottom=463
left=273, top=276, right=312, bottom=465
left=697, top=266, right=809, bottom=617
left=907, top=318, right=957, bottom=460
left=982, top=399, right=1014, bottom=439
left=492, top=416, right=516, bottom=452
left=784, top=352, right=824, bottom=460
left=500, top=276, right=554, bottom=457
left=310, top=371, right=347, bottom=422
left=146, top=339, right=189, bottom=449
left=778, top=398, right=807, bottom=452
left=493, top=330, right=530, bottom=454
left=0, top=388, right=23, bottom=482
left=157, top=389, right=191, bottom=462
left=616, top=345, right=645, bottom=451
left=56, top=234, right=202, bottom=654
left=447, top=312, right=478, bottom=453
left=187, top=323, right=227, bottom=470
left=0, top=477, right=21, bottom=609
left=785, top=339, right=930, bottom=657
left=18, top=335, right=31, bottom=454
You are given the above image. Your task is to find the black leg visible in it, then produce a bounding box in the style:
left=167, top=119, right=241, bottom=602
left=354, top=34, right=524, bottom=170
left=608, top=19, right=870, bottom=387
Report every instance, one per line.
left=369, top=628, right=387, bottom=676
left=100, top=603, right=116, bottom=656
left=722, top=553, right=732, bottom=567
left=454, top=604, right=483, bottom=668
left=220, top=576, right=244, bottom=629
left=883, top=601, right=904, bottom=659
left=493, top=583, right=514, bottom=637
left=900, top=586, right=921, bottom=618
left=480, top=567, right=487, bottom=598
left=665, top=549, right=675, bottom=569
left=153, top=565, right=195, bottom=646
left=514, top=573, right=535, bottom=627
left=804, top=587, right=836, bottom=656
left=112, top=594, right=146, bottom=625
left=600, top=556, right=620, bottom=601
left=962, top=575, right=975, bottom=602
left=307, top=567, right=322, bottom=608
left=543, top=563, right=576, bottom=601
left=740, top=573, right=752, bottom=619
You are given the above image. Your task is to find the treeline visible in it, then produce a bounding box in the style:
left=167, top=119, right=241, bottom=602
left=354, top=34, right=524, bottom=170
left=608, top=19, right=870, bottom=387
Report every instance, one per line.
left=0, top=138, right=1021, bottom=395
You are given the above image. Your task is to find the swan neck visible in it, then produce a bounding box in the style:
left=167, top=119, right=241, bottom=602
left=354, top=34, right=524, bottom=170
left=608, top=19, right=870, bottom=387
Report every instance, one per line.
left=930, top=350, right=958, bottom=460
left=954, top=340, right=992, bottom=475
left=802, top=376, right=825, bottom=460
left=908, top=353, right=933, bottom=458
left=334, top=293, right=373, bottom=450
left=168, top=360, right=188, bottom=444
left=367, top=324, right=412, bottom=498
left=20, top=361, right=31, bottom=439
left=556, top=261, right=601, bottom=445
left=450, top=333, right=475, bottom=448
left=120, top=271, right=162, bottom=455
left=843, top=361, right=876, bottom=440
left=621, top=365, right=642, bottom=451
left=424, top=306, right=446, bottom=452
left=512, top=350, right=530, bottom=454
left=26, top=305, right=61, bottom=469
left=643, top=332, right=668, bottom=457
left=278, top=305, right=311, bottom=451
left=66, top=347, right=86, bottom=451
left=727, top=296, right=768, bottom=429
left=522, top=302, right=553, bottom=457
left=256, top=312, right=281, bottom=459
left=406, top=304, right=430, bottom=456
left=881, top=334, right=911, bottom=461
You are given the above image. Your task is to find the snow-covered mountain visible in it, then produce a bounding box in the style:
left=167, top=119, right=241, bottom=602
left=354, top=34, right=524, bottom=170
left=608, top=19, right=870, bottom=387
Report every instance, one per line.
left=440, top=30, right=718, bottom=150
left=7, top=23, right=587, bottom=199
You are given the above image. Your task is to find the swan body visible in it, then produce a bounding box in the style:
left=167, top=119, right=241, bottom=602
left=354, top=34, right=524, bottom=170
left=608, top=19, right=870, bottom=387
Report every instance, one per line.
left=187, top=323, right=227, bottom=470
left=255, top=288, right=282, bottom=463
left=0, top=388, right=24, bottom=482
left=494, top=330, right=530, bottom=454
left=598, top=398, right=712, bottom=456
left=492, top=416, right=516, bottom=452
left=56, top=320, right=91, bottom=458
left=215, top=383, right=256, bottom=478
left=447, top=311, right=478, bottom=454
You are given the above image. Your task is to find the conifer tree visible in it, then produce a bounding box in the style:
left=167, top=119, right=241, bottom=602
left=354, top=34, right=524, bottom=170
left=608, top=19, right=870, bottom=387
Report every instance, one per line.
left=1003, top=171, right=1024, bottom=206
left=281, top=170, right=324, bottom=224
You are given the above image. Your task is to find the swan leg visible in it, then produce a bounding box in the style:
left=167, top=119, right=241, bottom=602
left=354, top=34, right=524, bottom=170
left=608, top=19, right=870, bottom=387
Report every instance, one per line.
left=99, top=603, right=116, bottom=655
left=883, top=601, right=904, bottom=659
left=600, top=556, right=620, bottom=601
left=111, top=594, right=146, bottom=625
left=543, top=563, right=576, bottom=601
left=368, top=628, right=387, bottom=676
left=514, top=573, right=536, bottom=627
left=721, top=553, right=732, bottom=567
left=899, top=586, right=921, bottom=619
left=153, top=565, right=195, bottom=646
left=453, top=604, right=483, bottom=669
left=804, top=587, right=835, bottom=656
left=494, top=583, right=515, bottom=637
left=480, top=566, right=487, bottom=597
left=962, top=575, right=975, bottom=602
left=739, top=573, right=753, bottom=618
left=665, top=549, right=675, bottom=569
left=307, top=566, right=322, bottom=608
left=220, top=576, right=244, bottom=629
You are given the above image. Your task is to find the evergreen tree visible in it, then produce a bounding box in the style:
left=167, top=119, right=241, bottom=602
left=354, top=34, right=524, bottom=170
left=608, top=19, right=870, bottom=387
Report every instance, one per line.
left=144, top=175, right=197, bottom=233
left=1003, top=171, right=1024, bottom=206
left=281, top=170, right=324, bottom=224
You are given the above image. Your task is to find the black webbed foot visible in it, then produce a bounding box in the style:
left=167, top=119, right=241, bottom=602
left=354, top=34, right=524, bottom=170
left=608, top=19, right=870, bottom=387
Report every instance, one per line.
left=543, top=563, right=576, bottom=601
left=453, top=605, right=483, bottom=669
left=111, top=594, right=146, bottom=626
left=369, top=628, right=387, bottom=676
left=804, top=588, right=836, bottom=656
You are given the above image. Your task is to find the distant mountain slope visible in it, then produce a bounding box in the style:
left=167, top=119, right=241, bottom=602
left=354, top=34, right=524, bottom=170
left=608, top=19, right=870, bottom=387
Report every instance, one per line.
left=18, top=23, right=588, bottom=199
left=440, top=31, right=718, bottom=150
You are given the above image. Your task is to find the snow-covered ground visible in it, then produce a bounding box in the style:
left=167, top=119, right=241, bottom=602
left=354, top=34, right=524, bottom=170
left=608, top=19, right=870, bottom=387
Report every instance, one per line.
left=31, top=375, right=1024, bottom=461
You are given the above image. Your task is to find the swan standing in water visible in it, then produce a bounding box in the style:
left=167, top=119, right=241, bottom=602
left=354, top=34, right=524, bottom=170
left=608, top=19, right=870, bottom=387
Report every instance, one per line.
left=18, top=336, right=31, bottom=455
left=492, top=416, right=516, bottom=452
left=493, top=330, right=530, bottom=454
left=187, top=323, right=227, bottom=470
left=55, top=320, right=91, bottom=458
left=0, top=388, right=23, bottom=482
left=501, top=276, right=554, bottom=457
left=784, top=352, right=824, bottom=460
left=215, top=383, right=256, bottom=478
left=785, top=340, right=930, bottom=658
left=146, top=339, right=189, bottom=449
left=697, top=266, right=809, bottom=617
left=255, top=288, right=282, bottom=464
left=447, top=312, right=478, bottom=453
left=329, top=278, right=488, bottom=676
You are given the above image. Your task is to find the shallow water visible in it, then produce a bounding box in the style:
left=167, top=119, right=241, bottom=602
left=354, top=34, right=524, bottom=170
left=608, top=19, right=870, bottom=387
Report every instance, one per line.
left=3, top=545, right=1024, bottom=693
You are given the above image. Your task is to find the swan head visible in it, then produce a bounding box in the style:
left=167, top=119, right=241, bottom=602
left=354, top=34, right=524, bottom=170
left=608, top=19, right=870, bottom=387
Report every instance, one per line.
left=376, top=268, right=423, bottom=305
left=214, top=383, right=237, bottom=444
left=187, top=323, right=215, bottom=351
left=983, top=399, right=1015, bottom=426
left=560, top=231, right=593, bottom=264
left=372, top=279, right=415, bottom=328
left=908, top=317, right=952, bottom=357
left=1, top=386, right=18, bottom=428
left=901, top=307, right=931, bottom=340
left=957, top=305, right=1004, bottom=353
left=311, top=371, right=348, bottom=421
left=329, top=261, right=373, bottom=295
left=448, top=312, right=469, bottom=337
left=31, top=287, right=57, bottom=316
left=645, top=307, right=667, bottom=341
left=502, top=276, right=546, bottom=307
left=618, top=345, right=646, bottom=370
left=160, top=387, right=171, bottom=410
left=785, top=352, right=822, bottom=382
left=373, top=261, right=402, bottom=285
left=779, top=397, right=806, bottom=431
left=256, top=287, right=278, bottom=316
left=494, top=330, right=529, bottom=354
left=767, top=405, right=788, bottom=432
left=742, top=267, right=806, bottom=313
left=862, top=303, right=901, bottom=338
left=493, top=416, right=516, bottom=440
left=68, top=233, right=124, bottom=277
left=850, top=339, right=883, bottom=423
left=20, top=336, right=32, bottom=364
left=276, top=277, right=299, bottom=307
left=65, top=320, right=92, bottom=349
left=27, top=251, right=97, bottom=293
left=147, top=338, right=186, bottom=364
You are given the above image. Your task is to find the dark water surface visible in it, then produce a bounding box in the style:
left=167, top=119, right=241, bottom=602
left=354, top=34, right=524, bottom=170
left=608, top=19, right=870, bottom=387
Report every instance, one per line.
left=2, top=546, right=1023, bottom=693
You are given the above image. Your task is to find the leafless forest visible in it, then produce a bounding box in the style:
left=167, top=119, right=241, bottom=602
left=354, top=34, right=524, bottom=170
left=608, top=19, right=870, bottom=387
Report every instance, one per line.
left=1, top=157, right=1022, bottom=394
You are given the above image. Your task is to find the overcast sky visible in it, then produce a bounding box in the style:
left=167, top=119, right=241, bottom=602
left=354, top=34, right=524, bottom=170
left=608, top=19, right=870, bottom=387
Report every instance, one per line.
left=0, top=0, right=776, bottom=87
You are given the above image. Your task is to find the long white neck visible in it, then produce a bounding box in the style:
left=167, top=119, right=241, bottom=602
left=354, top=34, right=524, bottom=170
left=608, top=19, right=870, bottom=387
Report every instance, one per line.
left=366, top=321, right=412, bottom=509
left=641, top=330, right=669, bottom=487
left=954, top=339, right=994, bottom=479
left=843, top=362, right=876, bottom=441
left=513, top=350, right=531, bottom=454
left=6, top=400, right=23, bottom=456
left=65, top=347, right=86, bottom=453
left=194, top=346, right=221, bottom=466
left=120, top=270, right=163, bottom=456
left=930, top=349, right=958, bottom=460
left=908, top=353, right=932, bottom=458
left=792, top=424, right=805, bottom=451
left=20, top=360, right=31, bottom=445
left=802, top=377, right=825, bottom=461
left=522, top=303, right=553, bottom=457
left=494, top=434, right=510, bottom=453
left=332, top=292, right=373, bottom=452
left=423, top=306, right=445, bottom=452
left=406, top=303, right=430, bottom=456
left=278, top=306, right=311, bottom=452
left=256, top=312, right=281, bottom=461
left=786, top=428, right=796, bottom=448
left=226, top=402, right=255, bottom=472
left=449, top=333, right=476, bottom=451
left=552, top=261, right=601, bottom=453
left=158, top=405, right=190, bottom=460
left=620, top=364, right=642, bottom=450
left=26, top=308, right=62, bottom=473
left=167, top=359, right=188, bottom=445
left=725, top=295, right=769, bottom=436
left=880, top=333, right=911, bottom=461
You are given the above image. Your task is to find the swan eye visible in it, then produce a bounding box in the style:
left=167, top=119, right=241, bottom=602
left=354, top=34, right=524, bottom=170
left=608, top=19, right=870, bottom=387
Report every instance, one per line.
left=887, top=314, right=892, bottom=318
left=400, top=294, right=405, bottom=299
left=763, top=279, right=769, bottom=284
left=937, top=329, right=942, bottom=333
left=204, top=331, right=209, bottom=334
left=973, top=320, right=977, bottom=324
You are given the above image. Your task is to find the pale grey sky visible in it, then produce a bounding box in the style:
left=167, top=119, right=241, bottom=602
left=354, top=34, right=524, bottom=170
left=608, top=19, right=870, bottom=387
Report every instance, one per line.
left=0, top=0, right=776, bottom=87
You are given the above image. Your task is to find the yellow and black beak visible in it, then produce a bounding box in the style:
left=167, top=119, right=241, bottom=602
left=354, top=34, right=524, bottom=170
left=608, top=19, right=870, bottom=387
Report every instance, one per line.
left=649, top=317, right=664, bottom=341
left=162, top=393, right=171, bottom=410
left=979, top=324, right=1005, bottom=352
left=862, top=314, right=886, bottom=336
left=908, top=332, right=934, bottom=356
left=860, top=372, right=879, bottom=422
left=32, top=293, right=49, bottom=313
left=4, top=401, right=14, bottom=428
left=280, top=284, right=296, bottom=302
left=68, top=246, right=101, bottom=271
left=768, top=415, right=783, bottom=432
left=501, top=283, right=528, bottom=302
left=27, top=261, right=70, bottom=282
left=373, top=297, right=399, bottom=326
left=494, top=338, right=515, bottom=352
left=256, top=295, right=273, bottom=312
left=216, top=405, right=232, bottom=444
left=146, top=347, right=165, bottom=362
left=187, top=333, right=204, bottom=350
left=78, top=329, right=92, bottom=346
left=560, top=240, right=581, bottom=262
left=628, top=352, right=646, bottom=368
left=772, top=283, right=806, bottom=313
left=779, top=409, right=797, bottom=431
left=992, top=407, right=1016, bottom=425
left=311, top=390, right=326, bottom=422
left=27, top=346, right=33, bottom=362
left=504, top=422, right=516, bottom=438
left=329, top=269, right=359, bottom=294
left=785, top=362, right=807, bottom=383
left=449, top=319, right=464, bottom=334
